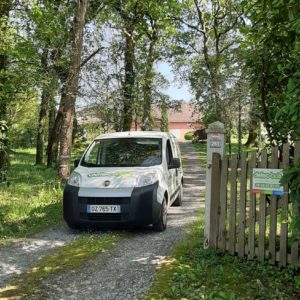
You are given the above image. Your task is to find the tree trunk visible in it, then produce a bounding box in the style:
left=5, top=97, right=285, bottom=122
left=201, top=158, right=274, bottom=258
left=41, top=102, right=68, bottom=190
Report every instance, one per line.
left=47, top=92, right=57, bottom=150
left=35, top=51, right=50, bottom=165
left=122, top=23, right=135, bottom=131
left=0, top=0, right=11, bottom=120
left=245, top=103, right=259, bottom=147
left=35, top=90, right=49, bottom=165
left=141, top=38, right=156, bottom=131
left=160, top=103, right=169, bottom=132
left=47, top=90, right=65, bottom=167
left=245, top=127, right=259, bottom=147
left=259, top=36, right=274, bottom=145
left=58, top=0, right=87, bottom=180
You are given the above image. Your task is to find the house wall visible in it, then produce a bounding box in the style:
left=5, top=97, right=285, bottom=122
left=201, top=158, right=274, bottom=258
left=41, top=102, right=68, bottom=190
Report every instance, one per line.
left=131, top=122, right=202, bottom=141
left=169, top=122, right=202, bottom=140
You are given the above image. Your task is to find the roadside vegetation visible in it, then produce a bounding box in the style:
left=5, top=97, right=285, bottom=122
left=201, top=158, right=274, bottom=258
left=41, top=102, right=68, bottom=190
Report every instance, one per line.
left=0, top=149, right=62, bottom=243
left=145, top=210, right=299, bottom=300
left=194, top=138, right=257, bottom=167
left=0, top=233, right=122, bottom=299
left=0, top=144, right=87, bottom=244
left=145, top=141, right=299, bottom=299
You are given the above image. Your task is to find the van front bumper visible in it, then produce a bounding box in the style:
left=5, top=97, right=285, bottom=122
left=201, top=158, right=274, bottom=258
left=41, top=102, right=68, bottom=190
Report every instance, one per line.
left=63, top=182, right=161, bottom=228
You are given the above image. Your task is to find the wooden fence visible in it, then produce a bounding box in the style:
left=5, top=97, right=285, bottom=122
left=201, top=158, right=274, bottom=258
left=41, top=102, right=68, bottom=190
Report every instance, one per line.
left=209, top=141, right=300, bottom=267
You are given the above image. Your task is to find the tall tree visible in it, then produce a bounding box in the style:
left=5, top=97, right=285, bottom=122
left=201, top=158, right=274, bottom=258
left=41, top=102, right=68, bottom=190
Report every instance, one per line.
left=58, top=0, right=88, bottom=180
left=35, top=50, right=50, bottom=165
left=113, top=0, right=142, bottom=131
left=0, top=0, right=11, bottom=120
left=47, top=0, right=105, bottom=167
left=243, top=0, right=300, bottom=145
left=171, top=0, right=243, bottom=127
left=140, top=14, right=158, bottom=131
left=33, top=0, right=68, bottom=165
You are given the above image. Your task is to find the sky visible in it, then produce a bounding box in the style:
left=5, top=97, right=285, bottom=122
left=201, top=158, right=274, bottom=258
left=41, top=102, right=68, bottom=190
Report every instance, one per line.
left=156, top=62, right=193, bottom=102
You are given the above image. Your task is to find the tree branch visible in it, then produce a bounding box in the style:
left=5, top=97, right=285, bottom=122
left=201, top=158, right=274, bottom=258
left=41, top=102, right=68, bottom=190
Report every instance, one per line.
left=81, top=47, right=104, bottom=67
left=170, top=16, right=205, bottom=34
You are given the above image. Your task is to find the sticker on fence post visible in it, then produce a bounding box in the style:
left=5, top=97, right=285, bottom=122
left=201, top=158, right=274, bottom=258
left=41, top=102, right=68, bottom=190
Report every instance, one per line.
left=252, top=168, right=284, bottom=196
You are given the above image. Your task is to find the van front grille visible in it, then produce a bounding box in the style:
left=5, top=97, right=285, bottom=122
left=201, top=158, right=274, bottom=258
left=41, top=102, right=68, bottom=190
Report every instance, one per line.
left=79, top=197, right=130, bottom=205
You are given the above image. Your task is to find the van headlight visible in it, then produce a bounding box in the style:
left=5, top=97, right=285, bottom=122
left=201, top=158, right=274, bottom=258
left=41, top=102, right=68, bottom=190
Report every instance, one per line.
left=68, top=171, right=82, bottom=187
left=135, top=172, right=159, bottom=187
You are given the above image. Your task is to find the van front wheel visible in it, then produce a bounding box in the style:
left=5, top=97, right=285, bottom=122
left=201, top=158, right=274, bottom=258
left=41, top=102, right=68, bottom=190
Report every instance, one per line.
left=153, top=197, right=167, bottom=232
left=65, top=220, right=79, bottom=230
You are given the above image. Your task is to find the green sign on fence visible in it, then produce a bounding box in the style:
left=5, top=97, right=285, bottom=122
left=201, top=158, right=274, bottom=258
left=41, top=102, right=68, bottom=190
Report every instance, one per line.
left=252, top=168, right=284, bottom=196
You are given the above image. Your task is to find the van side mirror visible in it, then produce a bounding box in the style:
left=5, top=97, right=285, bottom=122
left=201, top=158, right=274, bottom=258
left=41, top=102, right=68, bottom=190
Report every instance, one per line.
left=74, top=159, right=80, bottom=168
left=168, top=158, right=181, bottom=169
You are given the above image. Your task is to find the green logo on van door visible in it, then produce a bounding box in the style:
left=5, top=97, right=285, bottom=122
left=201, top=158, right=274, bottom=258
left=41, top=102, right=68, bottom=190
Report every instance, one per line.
left=87, top=172, right=133, bottom=178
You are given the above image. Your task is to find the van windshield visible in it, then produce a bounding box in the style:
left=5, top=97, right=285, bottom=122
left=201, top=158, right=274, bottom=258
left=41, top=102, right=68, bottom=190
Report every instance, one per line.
left=81, top=138, right=162, bottom=167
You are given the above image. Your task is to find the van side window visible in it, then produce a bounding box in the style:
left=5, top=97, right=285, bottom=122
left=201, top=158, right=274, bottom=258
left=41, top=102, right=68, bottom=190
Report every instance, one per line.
left=83, top=142, right=101, bottom=166
left=166, top=140, right=173, bottom=165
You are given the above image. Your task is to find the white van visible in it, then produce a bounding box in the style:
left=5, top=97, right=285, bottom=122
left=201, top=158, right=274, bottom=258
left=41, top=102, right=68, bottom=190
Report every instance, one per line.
left=63, top=131, right=183, bottom=231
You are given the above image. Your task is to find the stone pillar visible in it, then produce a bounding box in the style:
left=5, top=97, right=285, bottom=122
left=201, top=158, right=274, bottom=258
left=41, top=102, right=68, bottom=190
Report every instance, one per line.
left=204, top=121, right=225, bottom=248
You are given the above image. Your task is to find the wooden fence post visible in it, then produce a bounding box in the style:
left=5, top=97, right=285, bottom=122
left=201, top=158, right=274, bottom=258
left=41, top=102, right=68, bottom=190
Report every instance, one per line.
left=258, top=149, right=268, bottom=263
left=269, top=147, right=279, bottom=264
left=238, top=152, right=248, bottom=258
left=248, top=151, right=257, bottom=260
left=217, top=156, right=228, bottom=250
left=204, top=121, right=225, bottom=249
left=291, top=141, right=300, bottom=267
left=279, top=143, right=289, bottom=267
left=209, top=153, right=221, bottom=248
left=228, top=155, right=238, bottom=255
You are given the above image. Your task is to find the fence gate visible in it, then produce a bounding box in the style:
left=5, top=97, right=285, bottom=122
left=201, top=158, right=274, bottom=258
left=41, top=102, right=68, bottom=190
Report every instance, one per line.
left=206, top=140, right=300, bottom=267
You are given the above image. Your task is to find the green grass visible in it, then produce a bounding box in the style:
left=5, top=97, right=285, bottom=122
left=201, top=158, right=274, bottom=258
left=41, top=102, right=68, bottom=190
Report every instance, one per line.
left=193, top=139, right=257, bottom=169
left=145, top=211, right=299, bottom=300
left=193, top=143, right=207, bottom=167
left=0, top=149, right=63, bottom=242
left=146, top=142, right=299, bottom=299
left=0, top=145, right=88, bottom=243
left=0, top=232, right=122, bottom=299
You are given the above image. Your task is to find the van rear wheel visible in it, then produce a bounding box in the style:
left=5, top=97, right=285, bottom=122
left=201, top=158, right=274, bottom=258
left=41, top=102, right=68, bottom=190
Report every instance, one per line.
left=153, top=197, right=167, bottom=232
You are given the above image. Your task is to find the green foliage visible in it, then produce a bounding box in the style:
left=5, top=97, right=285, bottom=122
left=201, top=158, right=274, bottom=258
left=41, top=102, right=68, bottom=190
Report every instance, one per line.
left=171, top=0, right=245, bottom=130
left=280, top=158, right=300, bottom=235
left=145, top=212, right=299, bottom=299
left=184, top=131, right=194, bottom=140
left=7, top=93, right=39, bottom=148
left=0, top=149, right=63, bottom=241
left=280, top=157, right=300, bottom=288
left=243, top=0, right=300, bottom=145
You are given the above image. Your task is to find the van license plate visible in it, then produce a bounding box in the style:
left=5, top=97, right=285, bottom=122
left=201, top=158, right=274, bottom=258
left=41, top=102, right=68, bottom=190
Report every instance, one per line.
left=87, top=205, right=121, bottom=213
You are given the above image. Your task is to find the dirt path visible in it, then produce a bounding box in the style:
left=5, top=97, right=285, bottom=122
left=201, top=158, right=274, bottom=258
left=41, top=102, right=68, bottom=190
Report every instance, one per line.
left=0, top=142, right=205, bottom=299
left=0, top=223, right=81, bottom=288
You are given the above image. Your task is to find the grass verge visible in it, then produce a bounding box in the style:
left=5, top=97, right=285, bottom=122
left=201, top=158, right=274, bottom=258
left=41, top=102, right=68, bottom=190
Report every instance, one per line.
left=144, top=211, right=299, bottom=300
left=0, top=145, right=87, bottom=244
left=0, top=149, right=63, bottom=243
left=0, top=232, right=122, bottom=299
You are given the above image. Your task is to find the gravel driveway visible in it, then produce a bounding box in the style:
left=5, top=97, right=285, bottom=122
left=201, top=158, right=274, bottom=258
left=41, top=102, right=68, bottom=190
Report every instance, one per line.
left=0, top=141, right=205, bottom=299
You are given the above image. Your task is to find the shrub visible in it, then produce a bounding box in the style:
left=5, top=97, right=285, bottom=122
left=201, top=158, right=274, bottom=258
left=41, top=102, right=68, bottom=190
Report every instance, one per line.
left=184, top=131, right=194, bottom=140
